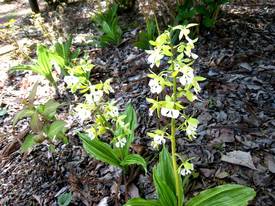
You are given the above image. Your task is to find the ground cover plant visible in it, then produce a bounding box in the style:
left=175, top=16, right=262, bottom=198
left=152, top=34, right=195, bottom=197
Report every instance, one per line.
left=176, top=0, right=230, bottom=29
left=0, top=0, right=274, bottom=205
left=92, top=3, right=123, bottom=47
left=135, top=18, right=158, bottom=50
left=13, top=82, right=68, bottom=152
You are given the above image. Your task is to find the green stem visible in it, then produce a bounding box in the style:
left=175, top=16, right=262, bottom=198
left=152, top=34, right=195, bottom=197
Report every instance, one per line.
left=94, top=102, right=115, bottom=136
left=171, top=74, right=181, bottom=206
left=154, top=14, right=161, bottom=36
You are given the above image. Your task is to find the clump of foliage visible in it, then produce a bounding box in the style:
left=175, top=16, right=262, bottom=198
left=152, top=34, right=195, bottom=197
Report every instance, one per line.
left=69, top=76, right=146, bottom=201
left=125, top=24, right=255, bottom=206
left=10, top=36, right=80, bottom=95
left=135, top=18, right=158, bottom=50
left=92, top=4, right=123, bottom=47
left=11, top=45, right=58, bottom=91
left=13, top=82, right=68, bottom=153
left=176, top=0, right=230, bottom=29
left=51, top=35, right=81, bottom=75
left=79, top=104, right=146, bottom=173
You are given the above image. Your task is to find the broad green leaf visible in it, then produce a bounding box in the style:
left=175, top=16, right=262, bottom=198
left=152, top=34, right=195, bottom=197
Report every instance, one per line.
left=202, top=17, right=216, bottom=28
left=153, top=166, right=177, bottom=206
left=79, top=133, right=121, bottom=167
left=36, top=45, right=56, bottom=85
left=41, top=99, right=61, bottom=118
left=47, top=120, right=66, bottom=139
left=186, top=184, right=256, bottom=206
left=57, top=192, right=72, bottom=206
left=57, top=133, right=69, bottom=144
left=120, top=154, right=147, bottom=172
left=20, top=134, right=36, bottom=152
left=13, top=109, right=34, bottom=126
left=124, top=198, right=160, bottom=206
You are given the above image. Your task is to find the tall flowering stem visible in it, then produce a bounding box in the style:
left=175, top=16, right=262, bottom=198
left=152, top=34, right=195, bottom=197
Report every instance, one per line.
left=146, top=24, right=204, bottom=206
left=171, top=64, right=181, bottom=205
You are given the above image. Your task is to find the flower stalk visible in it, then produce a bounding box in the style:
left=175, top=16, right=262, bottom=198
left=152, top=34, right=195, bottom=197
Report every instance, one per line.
left=171, top=67, right=181, bottom=206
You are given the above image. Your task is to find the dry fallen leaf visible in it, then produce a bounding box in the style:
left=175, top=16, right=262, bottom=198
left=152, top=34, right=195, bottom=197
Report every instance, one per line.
left=221, top=150, right=256, bottom=170
left=266, top=155, right=275, bottom=174
left=210, top=128, right=235, bottom=145
left=128, top=183, right=140, bottom=198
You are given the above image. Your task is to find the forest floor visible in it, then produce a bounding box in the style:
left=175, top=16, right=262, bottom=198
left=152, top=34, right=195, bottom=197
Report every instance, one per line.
left=0, top=0, right=274, bottom=205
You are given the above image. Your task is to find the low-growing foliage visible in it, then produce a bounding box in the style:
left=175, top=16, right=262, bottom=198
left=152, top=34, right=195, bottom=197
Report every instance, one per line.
left=125, top=24, right=255, bottom=206
left=79, top=104, right=146, bottom=172
left=11, top=45, right=58, bottom=90
left=13, top=82, right=68, bottom=153
left=176, top=0, right=230, bottom=29
left=92, top=4, right=123, bottom=47
left=70, top=76, right=146, bottom=200
left=10, top=36, right=80, bottom=95
left=135, top=18, right=158, bottom=50
left=51, top=35, right=81, bottom=75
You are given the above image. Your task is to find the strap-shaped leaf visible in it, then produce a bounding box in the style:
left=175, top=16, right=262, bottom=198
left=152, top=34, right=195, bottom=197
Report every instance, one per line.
left=120, top=154, right=147, bottom=173
left=37, top=45, right=51, bottom=74
left=155, top=147, right=177, bottom=196
left=186, top=184, right=256, bottom=206
left=36, top=45, right=56, bottom=85
left=124, top=104, right=138, bottom=132
left=102, top=21, right=112, bottom=35
left=124, top=198, right=160, bottom=206
left=122, top=104, right=137, bottom=157
left=79, top=133, right=121, bottom=167
left=13, top=109, right=34, bottom=126
left=47, top=120, right=66, bottom=139
left=9, top=65, right=33, bottom=73
left=153, top=166, right=177, bottom=206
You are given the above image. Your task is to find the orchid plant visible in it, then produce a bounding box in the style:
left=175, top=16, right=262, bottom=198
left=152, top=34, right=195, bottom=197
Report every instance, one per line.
left=125, top=24, right=255, bottom=206
left=76, top=78, right=147, bottom=202
left=146, top=24, right=204, bottom=191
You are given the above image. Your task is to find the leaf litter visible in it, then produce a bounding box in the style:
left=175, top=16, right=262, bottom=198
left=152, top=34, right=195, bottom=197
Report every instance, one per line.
left=0, top=0, right=275, bottom=205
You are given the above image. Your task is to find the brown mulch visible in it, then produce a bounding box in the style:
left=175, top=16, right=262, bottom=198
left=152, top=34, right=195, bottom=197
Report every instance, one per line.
left=0, top=0, right=274, bottom=205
